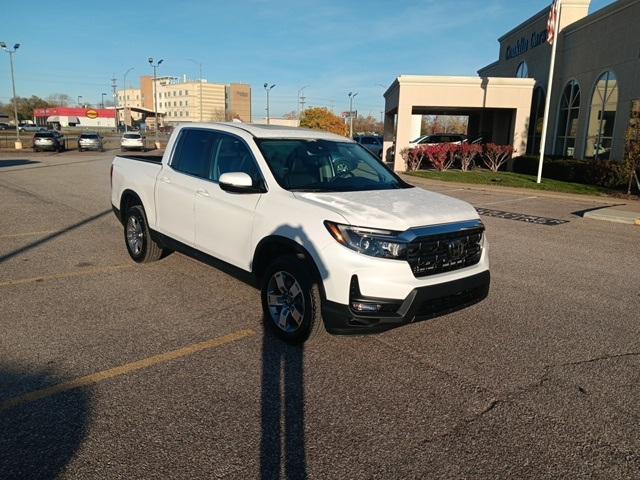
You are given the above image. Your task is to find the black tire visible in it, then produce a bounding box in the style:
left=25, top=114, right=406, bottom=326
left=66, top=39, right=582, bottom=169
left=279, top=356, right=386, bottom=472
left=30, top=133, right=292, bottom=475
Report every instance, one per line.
left=123, top=205, right=166, bottom=263
left=121, top=147, right=126, bottom=152
left=78, top=147, right=83, bottom=152
left=261, top=255, right=325, bottom=344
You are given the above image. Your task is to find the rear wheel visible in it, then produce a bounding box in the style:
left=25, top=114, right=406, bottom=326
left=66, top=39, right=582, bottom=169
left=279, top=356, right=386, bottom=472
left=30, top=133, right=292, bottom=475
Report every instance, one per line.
left=123, top=205, right=166, bottom=263
left=261, top=255, right=325, bottom=344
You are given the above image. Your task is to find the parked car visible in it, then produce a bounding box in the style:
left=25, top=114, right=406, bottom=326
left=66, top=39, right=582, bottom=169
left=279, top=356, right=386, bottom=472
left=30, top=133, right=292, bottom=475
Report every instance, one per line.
left=353, top=134, right=383, bottom=158
left=111, top=123, right=490, bottom=344
left=121, top=132, right=145, bottom=151
left=78, top=132, right=104, bottom=152
left=20, top=124, right=47, bottom=132
left=0, top=122, right=11, bottom=130
left=409, top=134, right=467, bottom=148
left=33, top=131, right=66, bottom=152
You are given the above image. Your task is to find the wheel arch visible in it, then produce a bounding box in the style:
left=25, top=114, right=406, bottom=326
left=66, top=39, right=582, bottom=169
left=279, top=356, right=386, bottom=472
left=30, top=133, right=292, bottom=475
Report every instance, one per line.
left=119, top=189, right=145, bottom=225
left=252, top=235, right=326, bottom=296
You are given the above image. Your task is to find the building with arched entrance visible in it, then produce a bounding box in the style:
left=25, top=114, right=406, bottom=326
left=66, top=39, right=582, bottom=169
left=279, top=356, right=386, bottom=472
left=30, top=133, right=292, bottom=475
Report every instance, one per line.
left=384, top=0, right=640, bottom=171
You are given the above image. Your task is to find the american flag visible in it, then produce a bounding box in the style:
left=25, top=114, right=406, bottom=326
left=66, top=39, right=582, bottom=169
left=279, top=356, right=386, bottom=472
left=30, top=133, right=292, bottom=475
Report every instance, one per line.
left=547, top=0, right=560, bottom=45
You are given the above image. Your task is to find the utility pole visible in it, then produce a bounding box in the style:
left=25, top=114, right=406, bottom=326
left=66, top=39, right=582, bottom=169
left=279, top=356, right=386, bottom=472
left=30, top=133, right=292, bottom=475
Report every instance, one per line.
left=101, top=92, right=107, bottom=109
left=123, top=67, right=134, bottom=132
left=348, top=91, right=358, bottom=138
left=264, top=83, right=275, bottom=125
left=149, top=57, right=163, bottom=148
left=111, top=77, right=117, bottom=129
left=297, top=85, right=309, bottom=118
left=77, top=95, right=83, bottom=106
left=1, top=42, right=22, bottom=148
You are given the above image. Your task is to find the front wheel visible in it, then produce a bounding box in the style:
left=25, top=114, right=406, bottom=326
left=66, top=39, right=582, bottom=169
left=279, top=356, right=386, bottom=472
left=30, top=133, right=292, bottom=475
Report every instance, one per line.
left=261, top=255, right=325, bottom=344
left=123, top=205, right=167, bottom=263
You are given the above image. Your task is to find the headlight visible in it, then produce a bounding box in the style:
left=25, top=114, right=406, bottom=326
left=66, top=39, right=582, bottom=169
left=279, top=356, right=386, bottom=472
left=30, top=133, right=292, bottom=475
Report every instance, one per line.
left=324, top=221, right=407, bottom=260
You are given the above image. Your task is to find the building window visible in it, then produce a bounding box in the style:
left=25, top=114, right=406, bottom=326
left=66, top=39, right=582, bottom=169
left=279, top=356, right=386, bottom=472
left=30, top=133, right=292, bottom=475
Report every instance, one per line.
left=185, top=100, right=189, bottom=107
left=185, top=111, right=189, bottom=117
left=516, top=61, right=529, bottom=78
left=585, top=71, right=618, bottom=160
left=173, top=91, right=177, bottom=97
left=174, top=101, right=177, bottom=107
left=185, top=90, right=189, bottom=96
left=555, top=80, right=581, bottom=158
left=179, top=101, right=183, bottom=107
left=179, top=90, right=182, bottom=96
left=526, top=86, right=545, bottom=155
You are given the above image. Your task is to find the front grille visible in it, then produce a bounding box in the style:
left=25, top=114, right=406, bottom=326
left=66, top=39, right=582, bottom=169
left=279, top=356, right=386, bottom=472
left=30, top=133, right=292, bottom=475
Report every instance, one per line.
left=406, top=227, right=483, bottom=278
left=414, top=284, right=487, bottom=318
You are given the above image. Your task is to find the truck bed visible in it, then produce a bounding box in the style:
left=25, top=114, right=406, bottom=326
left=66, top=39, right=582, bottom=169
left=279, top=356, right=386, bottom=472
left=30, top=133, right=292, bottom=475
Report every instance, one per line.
left=117, top=154, right=163, bottom=163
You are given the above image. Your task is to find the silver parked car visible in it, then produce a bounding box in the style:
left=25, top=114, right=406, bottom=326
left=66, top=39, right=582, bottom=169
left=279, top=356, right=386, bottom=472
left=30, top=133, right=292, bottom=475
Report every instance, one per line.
left=33, top=131, right=66, bottom=152
left=78, top=132, right=105, bottom=152
left=353, top=135, right=384, bottom=158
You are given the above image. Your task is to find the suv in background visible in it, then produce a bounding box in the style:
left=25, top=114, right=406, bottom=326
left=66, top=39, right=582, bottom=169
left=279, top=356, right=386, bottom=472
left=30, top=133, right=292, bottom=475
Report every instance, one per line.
left=78, top=132, right=105, bottom=152
left=121, top=132, right=145, bottom=152
left=353, top=135, right=383, bottom=158
left=33, top=131, right=66, bottom=152
left=409, top=134, right=467, bottom=147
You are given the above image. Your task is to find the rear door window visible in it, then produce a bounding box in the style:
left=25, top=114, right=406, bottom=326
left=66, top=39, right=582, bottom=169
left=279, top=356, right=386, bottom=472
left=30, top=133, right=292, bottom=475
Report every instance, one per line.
left=171, top=129, right=218, bottom=179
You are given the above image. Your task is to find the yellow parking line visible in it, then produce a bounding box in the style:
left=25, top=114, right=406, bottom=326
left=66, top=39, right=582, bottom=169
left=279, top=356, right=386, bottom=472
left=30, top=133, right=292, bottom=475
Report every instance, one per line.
left=0, top=230, right=56, bottom=239
left=0, top=329, right=256, bottom=412
left=0, top=264, right=133, bottom=288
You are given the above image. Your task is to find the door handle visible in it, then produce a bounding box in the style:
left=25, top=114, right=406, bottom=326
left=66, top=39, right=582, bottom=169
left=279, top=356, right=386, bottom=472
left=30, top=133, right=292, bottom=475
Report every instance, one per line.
left=160, top=176, right=171, bottom=184
left=196, top=189, right=210, bottom=197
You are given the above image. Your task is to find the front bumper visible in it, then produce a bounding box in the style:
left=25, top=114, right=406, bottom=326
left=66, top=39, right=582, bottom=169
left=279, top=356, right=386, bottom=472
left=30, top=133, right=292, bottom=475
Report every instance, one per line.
left=322, top=270, right=490, bottom=335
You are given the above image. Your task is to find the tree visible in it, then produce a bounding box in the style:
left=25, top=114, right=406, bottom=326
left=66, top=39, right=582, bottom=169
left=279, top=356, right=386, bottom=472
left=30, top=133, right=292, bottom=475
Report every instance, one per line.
left=46, top=93, right=72, bottom=107
left=1, top=96, right=50, bottom=122
left=352, top=115, right=383, bottom=134
left=299, top=107, right=348, bottom=137
left=625, top=103, right=640, bottom=195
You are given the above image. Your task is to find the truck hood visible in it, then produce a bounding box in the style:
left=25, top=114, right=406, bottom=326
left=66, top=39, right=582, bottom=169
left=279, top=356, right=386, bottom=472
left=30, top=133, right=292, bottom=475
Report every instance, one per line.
left=293, top=187, right=479, bottom=231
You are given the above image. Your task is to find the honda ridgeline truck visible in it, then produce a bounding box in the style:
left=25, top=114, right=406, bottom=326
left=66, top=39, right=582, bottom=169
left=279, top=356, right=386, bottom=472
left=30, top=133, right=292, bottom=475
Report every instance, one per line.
left=110, top=123, right=490, bottom=343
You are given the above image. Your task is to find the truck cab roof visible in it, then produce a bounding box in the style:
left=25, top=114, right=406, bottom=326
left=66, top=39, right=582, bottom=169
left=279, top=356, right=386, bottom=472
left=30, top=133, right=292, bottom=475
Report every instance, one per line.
left=179, top=122, right=352, bottom=142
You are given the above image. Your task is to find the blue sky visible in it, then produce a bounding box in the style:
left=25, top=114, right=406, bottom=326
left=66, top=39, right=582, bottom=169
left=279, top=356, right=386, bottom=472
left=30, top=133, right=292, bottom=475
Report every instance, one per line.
left=0, top=0, right=614, bottom=119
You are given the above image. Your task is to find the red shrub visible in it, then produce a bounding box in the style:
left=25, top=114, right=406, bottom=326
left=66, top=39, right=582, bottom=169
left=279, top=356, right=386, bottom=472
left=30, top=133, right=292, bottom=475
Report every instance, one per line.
left=458, top=143, right=482, bottom=171
left=422, top=143, right=456, bottom=171
left=483, top=144, right=514, bottom=172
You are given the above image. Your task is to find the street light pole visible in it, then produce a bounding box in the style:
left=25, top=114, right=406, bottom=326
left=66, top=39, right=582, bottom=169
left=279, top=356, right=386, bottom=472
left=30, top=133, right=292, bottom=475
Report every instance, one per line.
left=348, top=91, right=358, bottom=138
left=263, top=83, right=275, bottom=125
left=187, top=58, right=203, bottom=122
left=148, top=57, right=163, bottom=149
left=1, top=42, right=22, bottom=148
left=101, top=92, right=106, bottom=109
left=77, top=95, right=83, bottom=107
left=123, top=67, right=134, bottom=132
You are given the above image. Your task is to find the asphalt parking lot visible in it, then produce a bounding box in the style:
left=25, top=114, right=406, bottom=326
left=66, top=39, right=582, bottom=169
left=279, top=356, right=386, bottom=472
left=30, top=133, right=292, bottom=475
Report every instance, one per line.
left=1, top=149, right=639, bottom=479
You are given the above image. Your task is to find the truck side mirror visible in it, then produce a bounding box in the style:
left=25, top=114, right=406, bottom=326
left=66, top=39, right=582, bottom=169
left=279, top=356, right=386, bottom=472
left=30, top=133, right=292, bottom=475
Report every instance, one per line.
left=219, top=172, right=265, bottom=194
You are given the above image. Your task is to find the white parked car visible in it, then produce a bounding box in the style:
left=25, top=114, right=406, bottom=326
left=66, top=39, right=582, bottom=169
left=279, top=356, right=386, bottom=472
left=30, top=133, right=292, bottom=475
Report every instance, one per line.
left=120, top=132, right=145, bottom=152
left=409, top=134, right=467, bottom=148
left=110, top=123, right=490, bottom=343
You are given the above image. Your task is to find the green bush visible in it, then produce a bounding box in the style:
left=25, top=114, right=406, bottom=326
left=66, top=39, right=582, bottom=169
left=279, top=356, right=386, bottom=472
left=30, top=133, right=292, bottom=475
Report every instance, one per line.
left=512, top=156, right=629, bottom=189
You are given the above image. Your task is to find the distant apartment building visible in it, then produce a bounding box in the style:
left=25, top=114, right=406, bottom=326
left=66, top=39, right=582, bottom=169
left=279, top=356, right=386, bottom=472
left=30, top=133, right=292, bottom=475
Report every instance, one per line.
left=116, top=76, right=252, bottom=127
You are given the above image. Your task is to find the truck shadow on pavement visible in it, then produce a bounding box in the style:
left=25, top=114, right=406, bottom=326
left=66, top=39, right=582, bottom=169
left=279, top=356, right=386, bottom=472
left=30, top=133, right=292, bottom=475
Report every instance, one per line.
left=0, top=368, right=90, bottom=480
left=0, top=159, right=40, bottom=168
left=0, top=208, right=112, bottom=264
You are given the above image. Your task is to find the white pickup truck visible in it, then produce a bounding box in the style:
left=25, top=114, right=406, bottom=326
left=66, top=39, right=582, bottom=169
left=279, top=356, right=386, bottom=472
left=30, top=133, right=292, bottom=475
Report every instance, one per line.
left=110, top=123, right=490, bottom=343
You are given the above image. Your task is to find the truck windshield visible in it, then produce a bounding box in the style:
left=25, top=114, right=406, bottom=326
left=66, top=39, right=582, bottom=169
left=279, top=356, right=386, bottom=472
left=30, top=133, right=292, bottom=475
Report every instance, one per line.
left=255, top=139, right=411, bottom=192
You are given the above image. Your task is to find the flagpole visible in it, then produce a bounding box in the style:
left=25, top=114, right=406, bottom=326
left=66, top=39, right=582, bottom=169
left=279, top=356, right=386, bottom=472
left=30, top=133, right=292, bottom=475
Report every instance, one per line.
left=537, top=0, right=562, bottom=184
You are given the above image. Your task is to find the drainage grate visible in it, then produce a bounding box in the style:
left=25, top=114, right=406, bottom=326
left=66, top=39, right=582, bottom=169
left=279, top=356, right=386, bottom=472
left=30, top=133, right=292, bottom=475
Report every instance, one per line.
left=476, top=208, right=569, bottom=226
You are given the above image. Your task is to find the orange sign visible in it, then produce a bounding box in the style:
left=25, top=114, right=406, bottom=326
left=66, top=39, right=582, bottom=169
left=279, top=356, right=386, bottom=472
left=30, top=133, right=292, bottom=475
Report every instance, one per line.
left=86, top=109, right=98, bottom=119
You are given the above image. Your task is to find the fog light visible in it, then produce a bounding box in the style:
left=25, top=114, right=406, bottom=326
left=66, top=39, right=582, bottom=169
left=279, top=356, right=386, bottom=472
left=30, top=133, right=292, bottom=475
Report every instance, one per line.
left=351, top=302, right=382, bottom=313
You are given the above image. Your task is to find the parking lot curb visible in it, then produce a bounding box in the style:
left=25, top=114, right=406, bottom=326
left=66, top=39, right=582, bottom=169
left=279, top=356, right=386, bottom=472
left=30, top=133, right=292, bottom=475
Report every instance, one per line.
left=401, top=174, right=640, bottom=206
